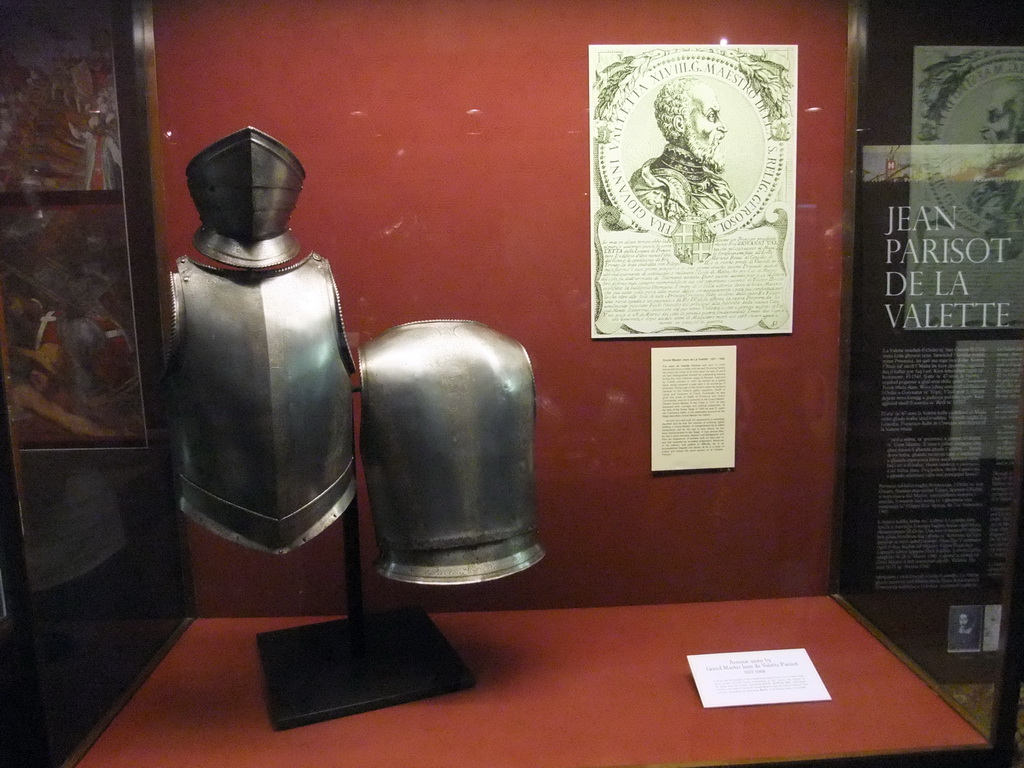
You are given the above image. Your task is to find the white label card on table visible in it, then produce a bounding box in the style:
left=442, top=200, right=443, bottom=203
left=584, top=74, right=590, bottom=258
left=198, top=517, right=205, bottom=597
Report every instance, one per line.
left=687, top=648, right=831, bottom=708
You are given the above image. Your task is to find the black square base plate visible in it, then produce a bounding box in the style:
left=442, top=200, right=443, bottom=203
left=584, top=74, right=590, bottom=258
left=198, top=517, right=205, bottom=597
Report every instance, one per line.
left=256, top=606, right=475, bottom=730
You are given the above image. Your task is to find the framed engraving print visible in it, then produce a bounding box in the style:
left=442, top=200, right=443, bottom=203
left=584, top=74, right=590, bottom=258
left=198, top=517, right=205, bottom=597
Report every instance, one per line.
left=590, top=45, right=797, bottom=337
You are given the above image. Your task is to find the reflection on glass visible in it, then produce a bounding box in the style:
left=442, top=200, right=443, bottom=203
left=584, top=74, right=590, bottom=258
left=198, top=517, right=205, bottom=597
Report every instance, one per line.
left=0, top=1, right=188, bottom=764
left=19, top=448, right=185, bottom=765
left=23, top=462, right=126, bottom=607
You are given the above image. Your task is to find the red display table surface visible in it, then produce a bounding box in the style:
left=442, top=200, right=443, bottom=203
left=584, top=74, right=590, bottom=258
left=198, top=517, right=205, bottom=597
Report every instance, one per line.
left=77, top=597, right=986, bottom=767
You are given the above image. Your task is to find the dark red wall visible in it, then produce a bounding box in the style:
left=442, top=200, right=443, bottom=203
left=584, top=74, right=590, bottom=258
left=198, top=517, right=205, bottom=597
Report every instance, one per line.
left=152, top=0, right=849, bottom=616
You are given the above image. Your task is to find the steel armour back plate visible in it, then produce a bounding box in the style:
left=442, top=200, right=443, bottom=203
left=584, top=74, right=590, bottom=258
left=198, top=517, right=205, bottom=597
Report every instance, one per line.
left=359, top=320, right=544, bottom=584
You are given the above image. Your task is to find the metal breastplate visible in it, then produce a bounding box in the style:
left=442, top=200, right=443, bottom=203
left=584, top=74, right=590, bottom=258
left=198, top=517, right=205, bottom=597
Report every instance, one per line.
left=359, top=320, right=543, bottom=584
left=165, top=253, right=355, bottom=553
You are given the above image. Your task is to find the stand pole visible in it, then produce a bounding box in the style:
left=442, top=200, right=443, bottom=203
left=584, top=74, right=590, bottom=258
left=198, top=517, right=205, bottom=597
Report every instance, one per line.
left=342, top=496, right=366, bottom=657
left=255, top=404, right=473, bottom=730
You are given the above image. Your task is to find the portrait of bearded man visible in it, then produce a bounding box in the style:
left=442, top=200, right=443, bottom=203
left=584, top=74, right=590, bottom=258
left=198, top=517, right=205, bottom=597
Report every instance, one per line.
left=629, top=77, right=738, bottom=224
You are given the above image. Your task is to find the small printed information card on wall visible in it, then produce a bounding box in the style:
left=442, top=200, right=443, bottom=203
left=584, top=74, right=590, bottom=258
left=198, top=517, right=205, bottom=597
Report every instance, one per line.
left=651, top=346, right=736, bottom=471
left=687, top=649, right=831, bottom=708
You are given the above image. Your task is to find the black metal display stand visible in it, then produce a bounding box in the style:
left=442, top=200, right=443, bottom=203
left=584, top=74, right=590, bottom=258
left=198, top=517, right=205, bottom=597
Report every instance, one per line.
left=255, top=501, right=475, bottom=730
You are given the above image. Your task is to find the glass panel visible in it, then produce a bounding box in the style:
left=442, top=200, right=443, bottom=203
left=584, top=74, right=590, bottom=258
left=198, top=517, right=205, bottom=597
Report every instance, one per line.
left=840, top=0, right=1024, bottom=742
left=18, top=446, right=185, bottom=765
left=0, top=0, right=189, bottom=764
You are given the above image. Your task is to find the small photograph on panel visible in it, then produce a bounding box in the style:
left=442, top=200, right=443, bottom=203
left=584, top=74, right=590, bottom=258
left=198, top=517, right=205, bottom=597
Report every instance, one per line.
left=947, top=604, right=984, bottom=653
